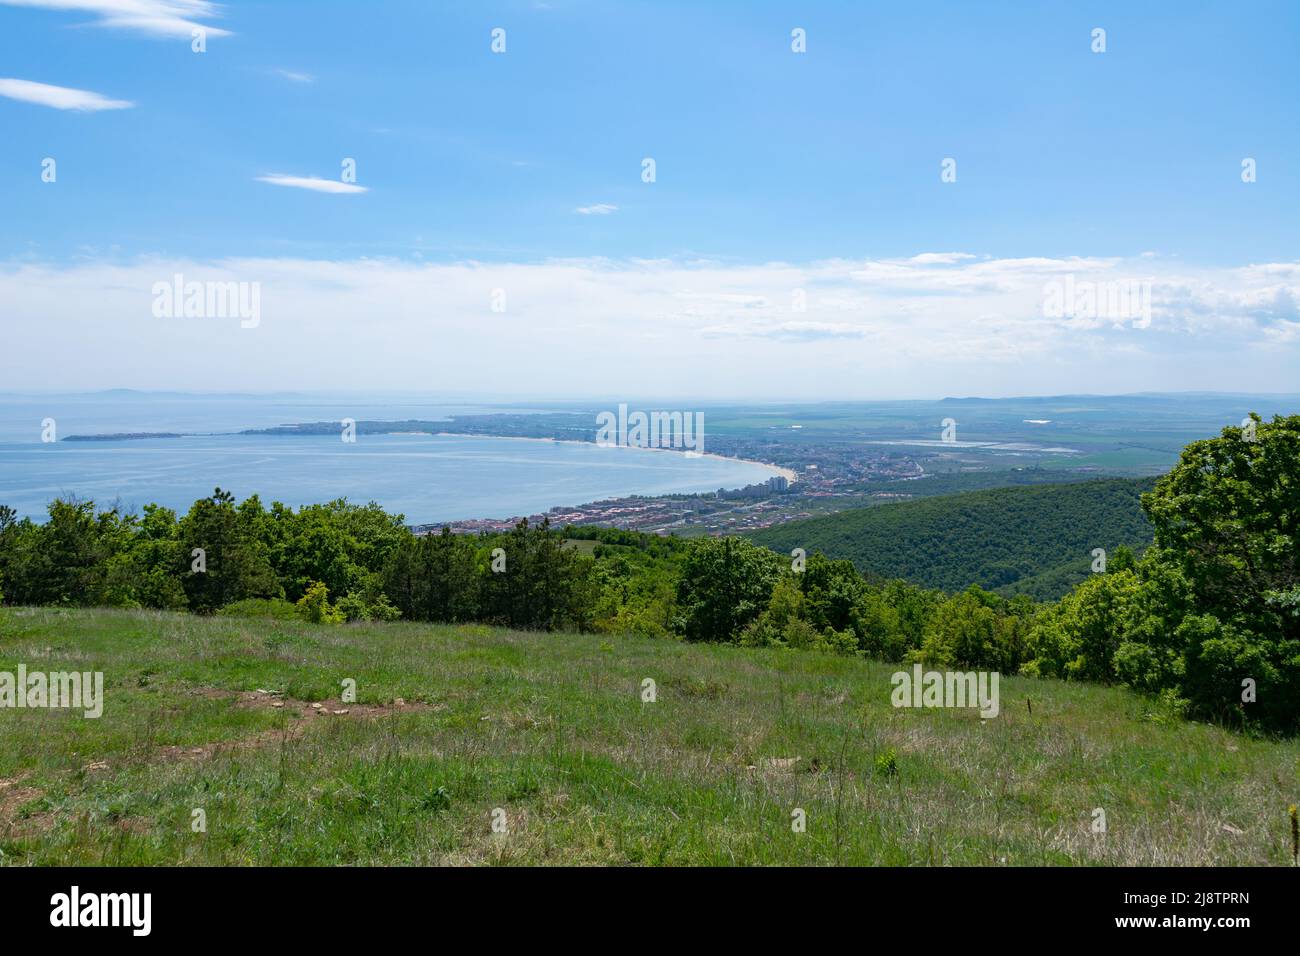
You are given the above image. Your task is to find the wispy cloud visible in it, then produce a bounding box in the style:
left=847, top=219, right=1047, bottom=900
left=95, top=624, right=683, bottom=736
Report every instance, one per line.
left=702, top=320, right=872, bottom=342
left=907, top=252, right=977, bottom=265
left=0, top=77, right=132, bottom=110
left=256, top=174, right=368, bottom=195
left=575, top=203, right=618, bottom=215
left=274, top=68, right=314, bottom=84
left=0, top=1, right=231, bottom=38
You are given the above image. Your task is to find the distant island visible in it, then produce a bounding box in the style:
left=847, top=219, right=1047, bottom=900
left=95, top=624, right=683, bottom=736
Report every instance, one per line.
left=241, top=417, right=590, bottom=441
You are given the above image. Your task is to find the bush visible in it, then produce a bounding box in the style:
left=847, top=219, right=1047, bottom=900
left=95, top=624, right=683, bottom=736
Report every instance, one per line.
left=335, top=590, right=401, bottom=623
left=296, top=581, right=344, bottom=624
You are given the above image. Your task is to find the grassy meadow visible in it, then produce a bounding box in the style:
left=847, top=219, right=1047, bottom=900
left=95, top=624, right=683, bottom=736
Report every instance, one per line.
left=0, top=606, right=1296, bottom=866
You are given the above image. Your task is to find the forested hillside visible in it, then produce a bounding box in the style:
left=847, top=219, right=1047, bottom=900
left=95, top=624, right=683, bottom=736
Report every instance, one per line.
left=749, top=478, right=1155, bottom=597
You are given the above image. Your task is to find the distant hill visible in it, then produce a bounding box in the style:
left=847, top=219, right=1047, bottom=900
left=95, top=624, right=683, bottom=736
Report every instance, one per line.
left=748, top=477, right=1155, bottom=599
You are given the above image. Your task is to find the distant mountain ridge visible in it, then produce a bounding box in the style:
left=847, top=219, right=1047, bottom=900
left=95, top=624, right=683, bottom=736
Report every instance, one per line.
left=748, top=477, right=1155, bottom=600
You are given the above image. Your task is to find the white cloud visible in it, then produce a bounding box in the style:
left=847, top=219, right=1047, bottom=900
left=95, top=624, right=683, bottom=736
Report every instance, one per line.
left=0, top=77, right=132, bottom=110
left=0, top=0, right=231, bottom=38
left=255, top=174, right=368, bottom=195
left=0, top=253, right=1296, bottom=397
left=907, top=252, right=977, bottom=265
left=275, top=69, right=314, bottom=84
left=575, top=203, right=618, bottom=215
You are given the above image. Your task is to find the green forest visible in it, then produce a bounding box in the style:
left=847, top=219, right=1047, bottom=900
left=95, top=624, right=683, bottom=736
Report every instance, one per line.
left=749, top=476, right=1156, bottom=598
left=0, top=415, right=1296, bottom=733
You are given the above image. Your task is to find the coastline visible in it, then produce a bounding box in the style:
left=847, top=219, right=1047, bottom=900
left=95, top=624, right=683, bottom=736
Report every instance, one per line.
left=430, top=430, right=800, bottom=485
left=15, top=424, right=798, bottom=527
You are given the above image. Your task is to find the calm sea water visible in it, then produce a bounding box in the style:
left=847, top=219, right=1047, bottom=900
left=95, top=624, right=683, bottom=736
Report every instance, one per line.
left=0, top=395, right=776, bottom=523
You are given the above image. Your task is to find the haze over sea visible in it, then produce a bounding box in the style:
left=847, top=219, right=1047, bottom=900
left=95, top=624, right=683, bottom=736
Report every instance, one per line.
left=0, top=393, right=779, bottom=523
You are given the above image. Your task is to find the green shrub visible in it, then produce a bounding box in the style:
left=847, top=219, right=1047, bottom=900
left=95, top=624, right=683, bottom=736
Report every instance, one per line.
left=335, top=591, right=401, bottom=623
left=296, top=581, right=344, bottom=624
left=875, top=749, right=898, bottom=777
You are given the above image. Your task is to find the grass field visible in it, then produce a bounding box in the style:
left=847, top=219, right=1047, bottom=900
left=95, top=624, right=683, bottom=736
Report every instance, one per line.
left=1, top=607, right=1296, bottom=866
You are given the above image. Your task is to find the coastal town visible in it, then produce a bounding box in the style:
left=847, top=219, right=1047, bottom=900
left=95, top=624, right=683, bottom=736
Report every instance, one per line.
left=242, top=410, right=1102, bottom=537
left=413, top=449, right=932, bottom=536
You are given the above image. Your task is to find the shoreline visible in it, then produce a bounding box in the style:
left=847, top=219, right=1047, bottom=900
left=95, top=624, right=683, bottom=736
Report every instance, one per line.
left=19, top=427, right=798, bottom=527
left=428, top=430, right=800, bottom=485
left=401, top=430, right=799, bottom=527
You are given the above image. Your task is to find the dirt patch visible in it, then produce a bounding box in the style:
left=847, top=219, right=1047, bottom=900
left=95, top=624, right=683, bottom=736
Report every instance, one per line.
left=229, top=688, right=431, bottom=720
left=152, top=741, right=246, bottom=763
left=0, top=776, right=38, bottom=814
left=71, top=688, right=435, bottom=774
left=0, top=774, right=54, bottom=835
left=137, top=687, right=435, bottom=766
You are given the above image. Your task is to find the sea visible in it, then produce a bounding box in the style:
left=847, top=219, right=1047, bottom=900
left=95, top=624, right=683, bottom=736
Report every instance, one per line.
left=0, top=393, right=779, bottom=523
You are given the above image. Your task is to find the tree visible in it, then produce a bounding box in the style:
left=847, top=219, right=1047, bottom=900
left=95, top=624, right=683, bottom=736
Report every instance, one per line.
left=3, top=499, right=136, bottom=606
left=176, top=489, right=280, bottom=613
left=916, top=587, right=1001, bottom=669
left=675, top=536, right=783, bottom=642
left=479, top=519, right=593, bottom=631
left=99, top=504, right=188, bottom=610
left=799, top=553, right=864, bottom=633
left=1143, top=414, right=1298, bottom=627
left=276, top=507, right=358, bottom=601
left=1117, top=414, right=1300, bottom=731
left=1025, top=569, right=1138, bottom=681
left=382, top=527, right=480, bottom=623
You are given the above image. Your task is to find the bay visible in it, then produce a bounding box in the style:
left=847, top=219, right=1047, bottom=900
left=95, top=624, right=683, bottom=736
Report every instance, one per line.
left=0, top=395, right=778, bottom=523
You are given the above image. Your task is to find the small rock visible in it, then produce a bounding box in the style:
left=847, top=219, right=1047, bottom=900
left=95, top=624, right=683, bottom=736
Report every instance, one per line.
left=311, top=703, right=323, bottom=710
left=270, top=701, right=284, bottom=709
left=332, top=709, right=349, bottom=716
left=394, top=698, right=406, bottom=707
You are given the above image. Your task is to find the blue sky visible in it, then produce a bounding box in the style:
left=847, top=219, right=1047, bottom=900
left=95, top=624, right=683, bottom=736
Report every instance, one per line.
left=1, top=1, right=1297, bottom=397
